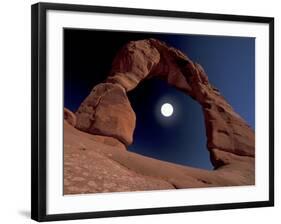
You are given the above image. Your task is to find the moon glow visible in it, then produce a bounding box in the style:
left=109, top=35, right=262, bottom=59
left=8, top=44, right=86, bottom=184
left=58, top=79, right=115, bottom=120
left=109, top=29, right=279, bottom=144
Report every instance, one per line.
left=161, top=103, right=174, bottom=117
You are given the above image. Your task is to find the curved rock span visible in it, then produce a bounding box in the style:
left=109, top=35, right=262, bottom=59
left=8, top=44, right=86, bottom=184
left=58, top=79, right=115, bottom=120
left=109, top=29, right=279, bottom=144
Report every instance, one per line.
left=65, top=38, right=255, bottom=194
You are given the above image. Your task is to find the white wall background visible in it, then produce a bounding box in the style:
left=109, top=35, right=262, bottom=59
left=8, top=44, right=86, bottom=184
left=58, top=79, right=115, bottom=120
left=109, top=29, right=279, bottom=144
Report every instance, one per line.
left=0, top=0, right=279, bottom=223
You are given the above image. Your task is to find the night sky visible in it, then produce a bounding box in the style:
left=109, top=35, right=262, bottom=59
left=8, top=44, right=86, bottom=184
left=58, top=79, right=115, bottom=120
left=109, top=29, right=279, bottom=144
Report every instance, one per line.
left=64, top=29, right=255, bottom=170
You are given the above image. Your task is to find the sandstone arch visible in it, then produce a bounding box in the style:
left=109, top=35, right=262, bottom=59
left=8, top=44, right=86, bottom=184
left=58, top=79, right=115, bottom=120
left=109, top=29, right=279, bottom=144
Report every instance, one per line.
left=75, top=38, right=254, bottom=171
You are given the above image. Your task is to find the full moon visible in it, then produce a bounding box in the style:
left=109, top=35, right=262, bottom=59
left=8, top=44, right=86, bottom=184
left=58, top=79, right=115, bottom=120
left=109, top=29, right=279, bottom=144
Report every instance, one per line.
left=161, top=103, right=174, bottom=117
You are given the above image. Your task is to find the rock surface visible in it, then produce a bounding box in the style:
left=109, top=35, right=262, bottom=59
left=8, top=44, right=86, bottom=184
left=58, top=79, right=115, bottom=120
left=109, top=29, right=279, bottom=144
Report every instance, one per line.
left=64, top=118, right=254, bottom=194
left=64, top=108, right=76, bottom=127
left=75, top=83, right=136, bottom=145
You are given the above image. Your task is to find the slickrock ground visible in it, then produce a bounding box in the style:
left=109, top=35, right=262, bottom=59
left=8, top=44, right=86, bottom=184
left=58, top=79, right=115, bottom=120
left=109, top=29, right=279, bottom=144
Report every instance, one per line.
left=65, top=38, right=255, bottom=194
left=64, top=110, right=254, bottom=195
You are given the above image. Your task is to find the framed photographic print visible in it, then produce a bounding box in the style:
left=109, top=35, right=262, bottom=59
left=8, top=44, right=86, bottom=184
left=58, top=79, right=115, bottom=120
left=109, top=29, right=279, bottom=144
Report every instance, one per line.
left=31, top=2, right=274, bottom=222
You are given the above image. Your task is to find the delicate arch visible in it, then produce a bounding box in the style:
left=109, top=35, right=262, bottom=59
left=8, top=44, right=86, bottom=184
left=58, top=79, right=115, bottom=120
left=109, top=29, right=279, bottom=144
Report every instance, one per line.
left=75, top=38, right=254, bottom=170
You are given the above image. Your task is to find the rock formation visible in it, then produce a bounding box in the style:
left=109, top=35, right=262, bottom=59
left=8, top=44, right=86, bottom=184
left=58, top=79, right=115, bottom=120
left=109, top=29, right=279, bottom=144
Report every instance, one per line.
left=75, top=83, right=136, bottom=145
left=64, top=120, right=254, bottom=194
left=64, top=108, right=76, bottom=127
left=64, top=39, right=255, bottom=194
left=75, top=38, right=254, bottom=167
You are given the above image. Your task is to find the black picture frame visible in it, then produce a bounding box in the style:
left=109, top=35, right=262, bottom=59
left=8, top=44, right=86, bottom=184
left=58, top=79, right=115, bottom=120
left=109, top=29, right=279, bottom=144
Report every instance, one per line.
left=31, top=2, right=274, bottom=222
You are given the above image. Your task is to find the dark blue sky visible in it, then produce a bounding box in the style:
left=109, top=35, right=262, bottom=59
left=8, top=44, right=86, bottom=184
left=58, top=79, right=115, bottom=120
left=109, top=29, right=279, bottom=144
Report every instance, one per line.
left=64, top=29, right=255, bottom=170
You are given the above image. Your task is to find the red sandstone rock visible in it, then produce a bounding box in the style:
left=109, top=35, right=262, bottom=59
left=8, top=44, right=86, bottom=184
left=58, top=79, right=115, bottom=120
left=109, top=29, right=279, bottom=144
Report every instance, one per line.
left=64, top=108, right=76, bottom=127
left=75, top=83, right=136, bottom=146
left=64, top=121, right=254, bottom=194
left=107, top=39, right=161, bottom=91
left=72, top=38, right=255, bottom=193
left=104, top=38, right=255, bottom=165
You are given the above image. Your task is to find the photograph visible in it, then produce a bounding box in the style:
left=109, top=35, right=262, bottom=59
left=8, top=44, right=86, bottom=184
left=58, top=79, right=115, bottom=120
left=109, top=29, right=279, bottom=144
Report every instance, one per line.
left=31, top=3, right=274, bottom=221
left=63, top=29, right=256, bottom=195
